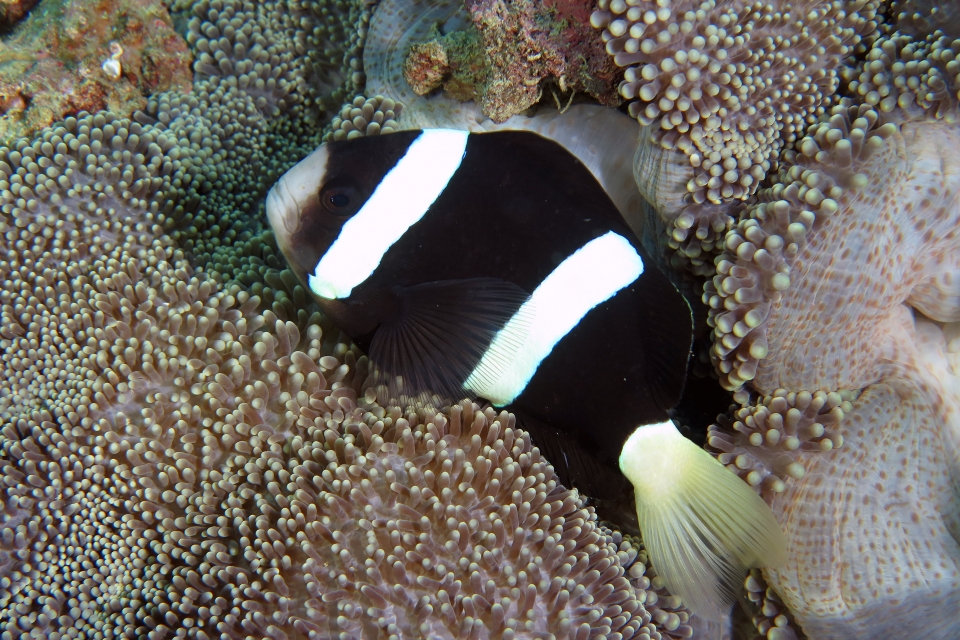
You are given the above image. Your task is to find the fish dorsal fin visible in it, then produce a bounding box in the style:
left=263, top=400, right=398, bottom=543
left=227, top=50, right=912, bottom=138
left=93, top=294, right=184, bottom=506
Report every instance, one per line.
left=368, top=278, right=533, bottom=404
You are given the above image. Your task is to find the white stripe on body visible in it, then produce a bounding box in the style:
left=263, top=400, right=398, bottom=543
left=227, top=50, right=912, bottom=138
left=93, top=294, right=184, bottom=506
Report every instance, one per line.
left=308, top=129, right=470, bottom=299
left=464, top=231, right=644, bottom=405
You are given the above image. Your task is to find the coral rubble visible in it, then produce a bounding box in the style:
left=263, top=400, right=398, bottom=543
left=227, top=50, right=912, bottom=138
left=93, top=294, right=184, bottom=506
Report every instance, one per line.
left=0, top=0, right=38, bottom=28
left=0, top=0, right=192, bottom=147
left=402, top=0, right=620, bottom=123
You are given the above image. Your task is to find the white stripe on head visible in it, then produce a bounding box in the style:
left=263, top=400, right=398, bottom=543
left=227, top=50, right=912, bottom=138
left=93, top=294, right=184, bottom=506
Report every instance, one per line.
left=464, top=231, right=644, bottom=405
left=308, top=129, right=470, bottom=299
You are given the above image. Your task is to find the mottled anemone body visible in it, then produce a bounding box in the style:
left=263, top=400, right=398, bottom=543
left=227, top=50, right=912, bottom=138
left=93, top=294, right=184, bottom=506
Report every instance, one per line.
left=704, top=104, right=908, bottom=391
left=702, top=95, right=960, bottom=634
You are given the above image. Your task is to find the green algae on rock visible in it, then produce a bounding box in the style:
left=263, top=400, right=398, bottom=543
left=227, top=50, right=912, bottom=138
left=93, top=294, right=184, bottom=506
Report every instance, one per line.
left=401, top=0, right=620, bottom=123
left=0, top=0, right=192, bottom=148
left=0, top=0, right=39, bottom=29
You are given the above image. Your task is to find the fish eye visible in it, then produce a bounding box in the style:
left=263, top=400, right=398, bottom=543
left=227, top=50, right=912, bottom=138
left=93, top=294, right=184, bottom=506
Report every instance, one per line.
left=320, top=185, right=356, bottom=215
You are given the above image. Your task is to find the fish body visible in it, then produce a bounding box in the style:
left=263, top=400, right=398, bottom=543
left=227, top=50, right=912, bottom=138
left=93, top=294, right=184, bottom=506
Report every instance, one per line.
left=266, top=128, right=787, bottom=620
left=267, top=129, right=692, bottom=464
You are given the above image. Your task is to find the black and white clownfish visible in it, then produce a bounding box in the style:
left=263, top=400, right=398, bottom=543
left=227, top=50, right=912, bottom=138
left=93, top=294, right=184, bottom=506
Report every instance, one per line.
left=265, top=128, right=787, bottom=620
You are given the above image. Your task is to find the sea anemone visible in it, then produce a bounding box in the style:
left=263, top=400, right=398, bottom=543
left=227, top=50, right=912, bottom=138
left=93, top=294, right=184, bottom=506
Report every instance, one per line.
left=322, top=94, right=403, bottom=141
left=4, top=0, right=959, bottom=635
left=182, top=0, right=374, bottom=119
left=593, top=0, right=880, bottom=205
left=707, top=389, right=853, bottom=501
left=0, top=236, right=676, bottom=637
left=762, top=313, right=960, bottom=637
left=703, top=103, right=960, bottom=392
left=0, top=2, right=697, bottom=637
left=846, top=28, right=960, bottom=122
left=703, top=100, right=960, bottom=635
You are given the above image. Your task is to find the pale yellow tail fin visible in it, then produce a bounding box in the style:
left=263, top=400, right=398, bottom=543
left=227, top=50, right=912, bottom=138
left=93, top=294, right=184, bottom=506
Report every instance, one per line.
left=620, top=420, right=788, bottom=619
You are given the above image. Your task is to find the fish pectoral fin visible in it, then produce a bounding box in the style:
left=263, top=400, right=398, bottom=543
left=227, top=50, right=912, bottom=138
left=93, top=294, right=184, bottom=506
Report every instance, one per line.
left=368, top=278, right=532, bottom=404
left=620, top=421, right=788, bottom=620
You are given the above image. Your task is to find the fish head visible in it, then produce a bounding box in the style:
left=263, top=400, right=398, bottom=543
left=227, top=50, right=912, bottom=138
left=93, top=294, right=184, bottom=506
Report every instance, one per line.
left=265, top=142, right=336, bottom=287
left=265, top=131, right=422, bottom=299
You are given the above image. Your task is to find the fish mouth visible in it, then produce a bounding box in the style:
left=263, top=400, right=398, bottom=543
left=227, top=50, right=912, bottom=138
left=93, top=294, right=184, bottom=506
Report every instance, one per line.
left=265, top=143, right=331, bottom=253
left=265, top=178, right=299, bottom=257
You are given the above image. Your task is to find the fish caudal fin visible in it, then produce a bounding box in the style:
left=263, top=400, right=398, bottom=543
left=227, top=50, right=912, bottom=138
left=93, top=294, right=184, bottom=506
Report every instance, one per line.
left=619, top=420, right=788, bottom=620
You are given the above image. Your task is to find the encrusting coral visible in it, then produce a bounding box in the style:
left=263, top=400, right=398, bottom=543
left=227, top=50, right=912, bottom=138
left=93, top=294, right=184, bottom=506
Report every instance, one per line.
left=0, top=0, right=192, bottom=147
left=0, top=0, right=38, bottom=28
left=364, top=0, right=505, bottom=131
left=363, top=0, right=650, bottom=230
left=401, top=0, right=620, bottom=124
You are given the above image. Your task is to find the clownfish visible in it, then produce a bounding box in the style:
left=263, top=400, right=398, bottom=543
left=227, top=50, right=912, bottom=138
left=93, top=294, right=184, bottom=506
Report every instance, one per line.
left=265, top=128, right=787, bottom=619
